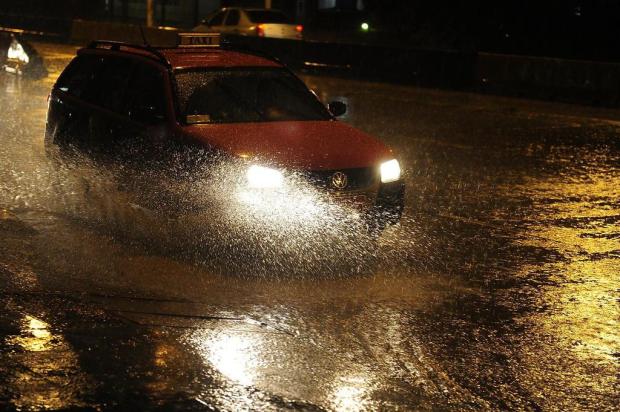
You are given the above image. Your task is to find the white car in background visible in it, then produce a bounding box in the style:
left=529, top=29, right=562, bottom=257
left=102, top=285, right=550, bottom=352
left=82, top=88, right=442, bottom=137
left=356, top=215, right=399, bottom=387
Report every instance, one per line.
left=193, top=7, right=303, bottom=40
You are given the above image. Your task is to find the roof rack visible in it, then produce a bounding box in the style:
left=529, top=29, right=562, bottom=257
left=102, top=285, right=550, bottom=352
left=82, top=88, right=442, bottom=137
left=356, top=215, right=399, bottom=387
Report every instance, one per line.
left=87, top=40, right=170, bottom=67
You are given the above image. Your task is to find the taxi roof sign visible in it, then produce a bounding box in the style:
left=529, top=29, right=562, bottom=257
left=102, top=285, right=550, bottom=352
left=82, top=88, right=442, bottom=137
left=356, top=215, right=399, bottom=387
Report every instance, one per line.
left=177, top=32, right=220, bottom=48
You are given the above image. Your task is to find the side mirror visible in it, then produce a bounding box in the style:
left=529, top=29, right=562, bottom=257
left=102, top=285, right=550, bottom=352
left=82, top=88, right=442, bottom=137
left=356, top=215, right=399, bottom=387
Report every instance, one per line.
left=328, top=101, right=347, bottom=117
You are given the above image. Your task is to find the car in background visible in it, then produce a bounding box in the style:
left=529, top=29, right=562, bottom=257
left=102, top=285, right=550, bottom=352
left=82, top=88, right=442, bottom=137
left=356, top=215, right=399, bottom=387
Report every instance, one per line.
left=193, top=8, right=303, bottom=40
left=45, top=34, right=403, bottom=233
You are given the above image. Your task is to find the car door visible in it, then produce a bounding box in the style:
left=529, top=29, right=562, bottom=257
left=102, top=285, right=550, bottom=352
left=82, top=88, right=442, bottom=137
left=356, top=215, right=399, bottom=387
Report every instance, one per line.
left=120, top=59, right=170, bottom=161
left=82, top=55, right=134, bottom=155
left=118, top=59, right=180, bottom=210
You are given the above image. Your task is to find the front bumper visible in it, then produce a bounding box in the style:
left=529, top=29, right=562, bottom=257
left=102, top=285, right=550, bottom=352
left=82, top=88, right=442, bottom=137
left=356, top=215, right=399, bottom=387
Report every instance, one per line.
left=234, top=168, right=405, bottom=232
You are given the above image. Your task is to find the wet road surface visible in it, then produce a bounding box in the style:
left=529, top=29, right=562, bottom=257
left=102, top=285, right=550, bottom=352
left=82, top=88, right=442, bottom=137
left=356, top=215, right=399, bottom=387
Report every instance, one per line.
left=0, top=42, right=618, bottom=411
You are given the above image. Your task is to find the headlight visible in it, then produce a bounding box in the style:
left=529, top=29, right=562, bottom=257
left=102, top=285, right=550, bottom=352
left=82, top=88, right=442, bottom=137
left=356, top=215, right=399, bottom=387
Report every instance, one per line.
left=247, top=165, right=284, bottom=188
left=380, top=159, right=401, bottom=183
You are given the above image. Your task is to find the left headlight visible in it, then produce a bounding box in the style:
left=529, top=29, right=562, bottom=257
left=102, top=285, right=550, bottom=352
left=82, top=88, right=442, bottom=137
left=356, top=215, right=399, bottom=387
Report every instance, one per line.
left=380, top=159, right=401, bottom=183
left=247, top=165, right=284, bottom=188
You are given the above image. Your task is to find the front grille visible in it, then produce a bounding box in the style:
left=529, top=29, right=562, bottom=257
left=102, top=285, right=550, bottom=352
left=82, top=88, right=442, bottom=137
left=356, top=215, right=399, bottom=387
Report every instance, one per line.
left=303, top=167, right=378, bottom=191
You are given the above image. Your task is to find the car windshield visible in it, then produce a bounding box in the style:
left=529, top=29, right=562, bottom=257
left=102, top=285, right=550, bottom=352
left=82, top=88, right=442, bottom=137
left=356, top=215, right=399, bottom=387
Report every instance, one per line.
left=246, top=10, right=290, bottom=23
left=175, top=68, right=331, bottom=124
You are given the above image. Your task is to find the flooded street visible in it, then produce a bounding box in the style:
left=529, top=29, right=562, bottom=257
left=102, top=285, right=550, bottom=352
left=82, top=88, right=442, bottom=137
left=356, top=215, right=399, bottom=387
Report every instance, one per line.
left=0, top=42, right=618, bottom=411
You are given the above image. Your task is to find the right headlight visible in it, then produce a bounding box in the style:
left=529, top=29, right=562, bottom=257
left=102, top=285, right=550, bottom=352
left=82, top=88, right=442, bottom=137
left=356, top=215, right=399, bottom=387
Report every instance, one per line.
left=380, top=159, right=401, bottom=183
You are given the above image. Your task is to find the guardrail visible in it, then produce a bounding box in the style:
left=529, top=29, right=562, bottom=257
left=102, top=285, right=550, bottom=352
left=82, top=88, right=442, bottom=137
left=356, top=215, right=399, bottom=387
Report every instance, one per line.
left=225, top=35, right=477, bottom=90
left=476, top=53, right=620, bottom=106
left=226, top=35, right=620, bottom=107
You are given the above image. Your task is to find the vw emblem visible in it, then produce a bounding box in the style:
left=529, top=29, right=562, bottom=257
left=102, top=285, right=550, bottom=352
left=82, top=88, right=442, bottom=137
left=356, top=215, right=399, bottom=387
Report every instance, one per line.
left=331, top=171, right=348, bottom=190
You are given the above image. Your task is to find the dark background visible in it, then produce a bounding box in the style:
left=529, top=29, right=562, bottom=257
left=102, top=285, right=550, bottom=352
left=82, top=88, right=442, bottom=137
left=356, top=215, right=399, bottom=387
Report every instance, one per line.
left=1, top=0, right=620, bottom=61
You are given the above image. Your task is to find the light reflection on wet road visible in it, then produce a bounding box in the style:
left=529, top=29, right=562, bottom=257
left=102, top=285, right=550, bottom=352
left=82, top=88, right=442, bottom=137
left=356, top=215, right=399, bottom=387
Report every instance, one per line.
left=0, top=42, right=618, bottom=411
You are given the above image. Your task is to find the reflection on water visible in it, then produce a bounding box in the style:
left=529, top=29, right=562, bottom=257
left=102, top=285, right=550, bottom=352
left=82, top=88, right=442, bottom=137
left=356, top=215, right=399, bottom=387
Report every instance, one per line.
left=331, top=375, right=373, bottom=412
left=189, top=328, right=263, bottom=387
left=518, top=159, right=619, bottom=359
left=5, top=313, right=93, bottom=411
left=9, top=315, right=53, bottom=352
left=204, top=332, right=261, bottom=386
left=3, top=73, right=23, bottom=95
left=511, top=145, right=619, bottom=405
left=177, top=299, right=467, bottom=410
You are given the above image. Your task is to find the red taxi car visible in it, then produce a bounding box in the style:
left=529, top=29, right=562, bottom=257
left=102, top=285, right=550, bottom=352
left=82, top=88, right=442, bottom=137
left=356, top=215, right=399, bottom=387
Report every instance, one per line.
left=45, top=34, right=404, bottom=232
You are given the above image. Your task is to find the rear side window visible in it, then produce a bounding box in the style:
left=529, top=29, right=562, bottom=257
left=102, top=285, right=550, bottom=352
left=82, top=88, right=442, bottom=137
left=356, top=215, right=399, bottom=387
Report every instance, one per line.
left=85, top=56, right=133, bottom=112
left=56, top=55, right=100, bottom=99
left=246, top=10, right=289, bottom=23
left=209, top=10, right=226, bottom=26
left=56, top=54, right=133, bottom=114
left=225, top=9, right=240, bottom=26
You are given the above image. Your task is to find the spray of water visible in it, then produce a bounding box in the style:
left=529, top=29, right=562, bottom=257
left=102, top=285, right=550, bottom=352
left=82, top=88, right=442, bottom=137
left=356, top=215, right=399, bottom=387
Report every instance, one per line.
left=10, top=145, right=399, bottom=278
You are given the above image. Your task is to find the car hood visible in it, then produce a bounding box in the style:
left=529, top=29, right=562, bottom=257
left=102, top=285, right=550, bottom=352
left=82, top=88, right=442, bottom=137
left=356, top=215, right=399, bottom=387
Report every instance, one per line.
left=182, top=120, right=394, bottom=170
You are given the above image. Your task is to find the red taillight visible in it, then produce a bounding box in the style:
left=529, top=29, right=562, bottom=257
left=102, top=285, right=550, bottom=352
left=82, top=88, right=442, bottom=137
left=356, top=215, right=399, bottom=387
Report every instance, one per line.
left=257, top=24, right=265, bottom=37
left=296, top=25, right=303, bottom=33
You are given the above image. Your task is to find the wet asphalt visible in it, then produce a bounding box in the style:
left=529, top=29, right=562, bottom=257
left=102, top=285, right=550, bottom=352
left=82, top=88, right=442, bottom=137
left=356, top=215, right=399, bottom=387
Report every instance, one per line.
left=0, top=42, right=618, bottom=411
